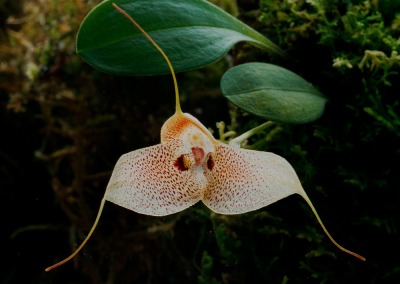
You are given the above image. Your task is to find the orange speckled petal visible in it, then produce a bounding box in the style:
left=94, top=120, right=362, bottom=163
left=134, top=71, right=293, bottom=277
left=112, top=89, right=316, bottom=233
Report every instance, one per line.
left=203, top=143, right=303, bottom=214
left=105, top=143, right=207, bottom=216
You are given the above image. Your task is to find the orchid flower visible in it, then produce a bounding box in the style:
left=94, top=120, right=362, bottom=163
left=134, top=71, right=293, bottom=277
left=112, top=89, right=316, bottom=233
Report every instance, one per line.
left=45, top=3, right=365, bottom=272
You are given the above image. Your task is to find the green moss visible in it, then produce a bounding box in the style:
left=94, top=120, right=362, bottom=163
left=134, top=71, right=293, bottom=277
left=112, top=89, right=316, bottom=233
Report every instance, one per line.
left=256, top=0, right=400, bottom=282
left=198, top=251, right=222, bottom=284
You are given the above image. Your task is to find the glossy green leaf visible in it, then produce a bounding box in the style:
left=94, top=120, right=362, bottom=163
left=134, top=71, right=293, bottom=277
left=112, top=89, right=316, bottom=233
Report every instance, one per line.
left=221, top=63, right=327, bottom=124
left=76, top=0, right=283, bottom=75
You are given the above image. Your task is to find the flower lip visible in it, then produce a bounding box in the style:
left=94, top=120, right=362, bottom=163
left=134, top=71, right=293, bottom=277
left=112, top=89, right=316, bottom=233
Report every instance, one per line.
left=192, top=147, right=205, bottom=165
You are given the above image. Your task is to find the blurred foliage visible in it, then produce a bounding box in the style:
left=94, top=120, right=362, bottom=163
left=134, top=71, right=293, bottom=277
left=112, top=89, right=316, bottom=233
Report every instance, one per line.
left=1, top=0, right=399, bottom=283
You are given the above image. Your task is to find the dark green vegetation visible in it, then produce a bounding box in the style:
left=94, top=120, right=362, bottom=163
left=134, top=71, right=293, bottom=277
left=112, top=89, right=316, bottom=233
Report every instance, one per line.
left=1, top=0, right=399, bottom=283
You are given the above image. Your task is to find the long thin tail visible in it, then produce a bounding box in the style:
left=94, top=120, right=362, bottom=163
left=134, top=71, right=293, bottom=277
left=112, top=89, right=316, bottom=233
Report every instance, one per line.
left=300, top=192, right=366, bottom=261
left=112, top=3, right=182, bottom=115
left=45, top=198, right=106, bottom=271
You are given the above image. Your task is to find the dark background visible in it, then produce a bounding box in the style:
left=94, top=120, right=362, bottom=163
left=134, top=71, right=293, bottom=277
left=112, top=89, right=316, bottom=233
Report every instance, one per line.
left=1, top=0, right=399, bottom=283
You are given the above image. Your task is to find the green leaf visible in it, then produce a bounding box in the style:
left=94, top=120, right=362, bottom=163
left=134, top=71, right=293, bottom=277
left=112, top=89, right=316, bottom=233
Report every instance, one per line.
left=76, top=0, right=283, bottom=75
left=221, top=63, right=327, bottom=124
